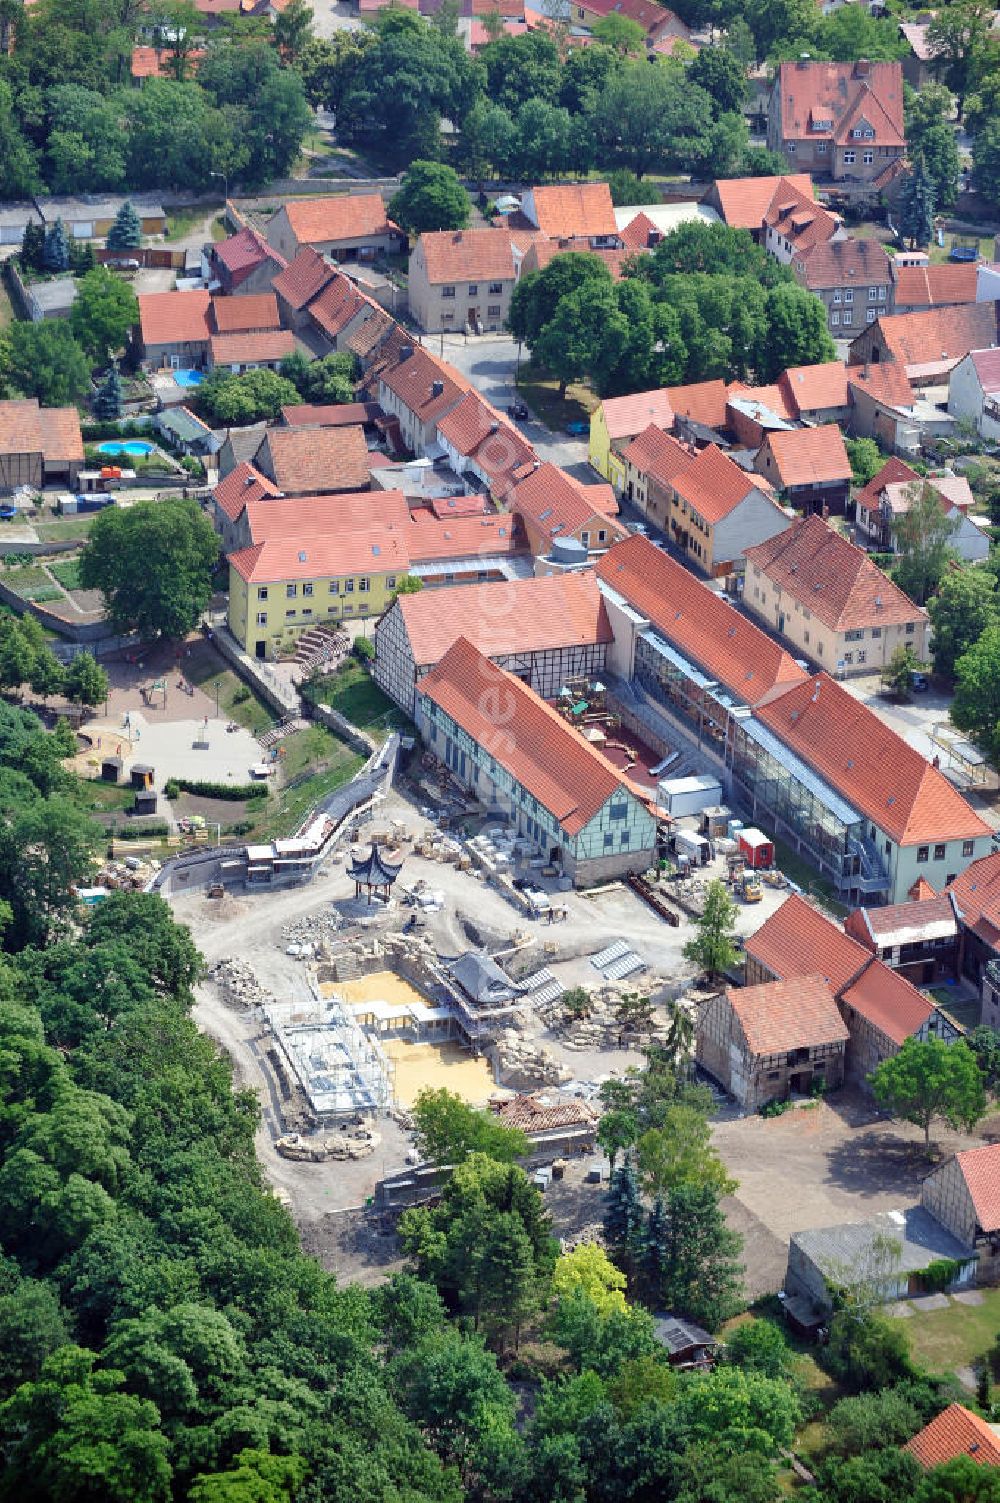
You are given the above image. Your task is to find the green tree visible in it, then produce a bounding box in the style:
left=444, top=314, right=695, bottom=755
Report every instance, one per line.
left=272, top=0, right=312, bottom=60
left=93, top=365, right=123, bottom=421
left=410, top=1087, right=528, bottom=1166
left=892, top=482, right=961, bottom=605
left=724, top=1318, right=792, bottom=1379
left=846, top=437, right=882, bottom=488
left=603, top=1156, right=645, bottom=1277
left=510, top=96, right=577, bottom=182
left=671, top=1365, right=798, bottom=1452
left=974, top=118, right=1000, bottom=202
left=591, top=12, right=644, bottom=53
left=389, top=1327, right=515, bottom=1474
left=607, top=170, right=659, bottom=207
left=43, top=218, right=70, bottom=273
left=967, top=1024, right=1000, bottom=1091
left=189, top=1450, right=306, bottom=1503
left=45, top=85, right=127, bottom=194
left=927, top=567, right=1000, bottom=680
left=882, top=643, right=926, bottom=699
left=927, top=4, right=990, bottom=116
left=952, top=622, right=1000, bottom=761
left=458, top=99, right=516, bottom=183
left=0, top=81, right=39, bottom=200
left=871, top=1037, right=987, bottom=1151
left=689, top=47, right=749, bottom=116
left=20, top=220, right=46, bottom=274
left=106, top=199, right=142, bottom=251
left=827, top=1387, right=923, bottom=1456
left=760, top=283, right=836, bottom=381
left=0, top=320, right=91, bottom=406
left=683, top=878, right=738, bottom=981
left=0, top=1280, right=70, bottom=1396
left=814, top=1448, right=923, bottom=1503
left=197, top=39, right=312, bottom=185
left=588, top=61, right=715, bottom=178
left=70, top=266, right=138, bottom=364
left=2, top=797, right=102, bottom=949
left=534, top=278, right=629, bottom=397
left=478, top=29, right=560, bottom=114
left=650, top=1182, right=744, bottom=1328
left=197, top=369, right=301, bottom=425
left=636, top=1105, right=735, bottom=1201
left=552, top=1243, right=628, bottom=1314
left=508, top=251, right=611, bottom=346
left=388, top=160, right=470, bottom=236
left=64, top=652, right=108, bottom=708
left=917, top=1455, right=1000, bottom=1503
left=79, top=496, right=218, bottom=640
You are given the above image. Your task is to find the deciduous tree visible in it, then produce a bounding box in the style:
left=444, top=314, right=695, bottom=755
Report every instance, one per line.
left=70, top=265, right=138, bottom=364
left=388, top=160, right=470, bottom=236
left=892, top=482, right=960, bottom=605
left=683, top=878, right=738, bottom=981
left=871, top=1037, right=987, bottom=1151
left=410, top=1087, right=528, bottom=1166
left=927, top=566, right=1000, bottom=680
left=79, top=496, right=219, bottom=640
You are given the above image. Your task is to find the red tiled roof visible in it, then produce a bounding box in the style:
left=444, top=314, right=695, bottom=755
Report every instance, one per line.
left=379, top=344, right=469, bottom=424
left=859, top=303, right=999, bottom=371
left=243, top=488, right=409, bottom=545
left=774, top=60, right=904, bottom=147
left=131, top=45, right=204, bottom=78
left=214, top=225, right=286, bottom=276
left=844, top=893, right=957, bottom=948
left=779, top=361, right=849, bottom=413
left=580, top=0, right=688, bottom=33
left=757, top=424, right=851, bottom=488
left=230, top=527, right=407, bottom=584
left=417, top=636, right=637, bottom=835
left=210, top=330, right=296, bottom=367
left=139, top=289, right=211, bottom=349
left=526, top=183, right=617, bottom=239
left=281, top=402, right=379, bottom=428
left=757, top=673, right=991, bottom=846
left=847, top=361, right=916, bottom=411
left=44, top=407, right=85, bottom=463
left=596, top=535, right=807, bottom=706
left=905, top=1404, right=1000, bottom=1470
left=969, top=347, right=1000, bottom=396
left=744, top=514, right=926, bottom=632
left=745, top=892, right=871, bottom=992
left=256, top=425, right=372, bottom=494
left=306, top=274, right=371, bottom=340
left=346, top=307, right=394, bottom=360
left=855, top=455, right=921, bottom=513
left=725, top=974, right=848, bottom=1057
left=600, top=388, right=674, bottom=441
left=622, top=423, right=693, bottom=489
left=418, top=227, right=518, bottom=284
left=0, top=399, right=83, bottom=463
left=213, top=461, right=280, bottom=523
left=406, top=511, right=525, bottom=562
left=840, top=957, right=934, bottom=1045
left=893, top=262, right=979, bottom=311
left=508, top=461, right=628, bottom=545
left=764, top=182, right=840, bottom=255
left=618, top=212, right=661, bottom=252
left=662, top=379, right=730, bottom=431
left=490, top=1093, right=596, bottom=1132
left=437, top=390, right=535, bottom=481
left=712, top=173, right=815, bottom=229
left=947, top=853, right=1000, bottom=949
left=899, top=21, right=933, bottom=61
left=397, top=571, right=612, bottom=667
left=211, top=293, right=280, bottom=334
left=794, top=237, right=892, bottom=292
left=910, top=876, right=938, bottom=901
left=280, top=193, right=399, bottom=247
left=954, top=1144, right=1000, bottom=1235
left=271, top=247, right=335, bottom=313
left=727, top=381, right=798, bottom=423
left=672, top=443, right=765, bottom=525
left=520, top=238, right=631, bottom=279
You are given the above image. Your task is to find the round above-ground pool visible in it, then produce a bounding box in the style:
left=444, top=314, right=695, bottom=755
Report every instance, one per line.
left=96, top=440, right=155, bottom=457
left=173, top=369, right=204, bottom=388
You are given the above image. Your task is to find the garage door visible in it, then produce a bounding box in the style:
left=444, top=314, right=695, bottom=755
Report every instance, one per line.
left=72, top=222, right=92, bottom=239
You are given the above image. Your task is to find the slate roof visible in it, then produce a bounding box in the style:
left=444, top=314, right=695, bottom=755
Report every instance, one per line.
left=726, top=974, right=849, bottom=1057
left=446, top=950, right=526, bottom=1005
left=793, top=1207, right=974, bottom=1284
left=418, top=637, right=642, bottom=836
left=757, top=673, right=991, bottom=846
left=745, top=892, right=871, bottom=992
left=744, top=515, right=926, bottom=632
left=596, top=536, right=807, bottom=707
left=906, top=1404, right=1000, bottom=1470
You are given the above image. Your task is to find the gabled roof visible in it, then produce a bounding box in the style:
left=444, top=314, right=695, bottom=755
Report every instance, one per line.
left=280, top=401, right=379, bottom=428
left=844, top=894, right=957, bottom=951
left=779, top=360, right=849, bottom=414
left=725, top=974, right=849, bottom=1057
left=271, top=247, right=335, bottom=313
left=210, top=329, right=296, bottom=367
left=229, top=528, right=407, bottom=584
left=905, top=1404, right=1000, bottom=1470
left=764, top=181, right=840, bottom=255
left=395, top=571, right=613, bottom=667
left=854, top=455, right=921, bottom=513
left=662, top=379, right=730, bottom=431
left=967, top=346, right=1000, bottom=396
left=278, top=193, right=399, bottom=246
left=794, top=237, right=892, bottom=291
left=0, top=399, right=82, bottom=462
left=131, top=45, right=204, bottom=78
left=618, top=212, right=661, bottom=253
left=899, top=21, right=933, bottom=61
left=213, top=461, right=282, bottom=522
left=417, top=227, right=519, bottom=284
left=211, top=292, right=281, bottom=334
left=139, top=289, right=211, bottom=348
left=947, top=853, right=1000, bottom=948
left=839, top=957, right=935, bottom=1045
left=860, top=302, right=999, bottom=372
left=525, top=183, right=617, bottom=239
left=417, top=636, right=640, bottom=836
left=745, top=892, right=871, bottom=992
left=953, top=1144, right=1000, bottom=1235
left=847, top=361, right=916, bottom=411
left=712, top=173, right=815, bottom=230
left=214, top=225, right=285, bottom=277
left=406, top=511, right=525, bottom=563
left=379, top=344, right=469, bottom=424
left=774, top=60, right=904, bottom=147
left=243, top=488, right=408, bottom=545
left=672, top=443, right=767, bottom=525
left=255, top=425, right=372, bottom=494
left=579, top=0, right=688, bottom=33
left=622, top=423, right=693, bottom=490
left=306, top=273, right=371, bottom=340
left=346, top=307, right=394, bottom=360
left=893, top=262, right=978, bottom=311
left=757, top=673, right=991, bottom=846
left=600, top=387, right=674, bottom=441
left=596, top=536, right=807, bottom=706
left=436, top=389, right=535, bottom=481
left=744, top=514, right=926, bottom=632
left=519, top=238, right=631, bottom=280
left=508, top=462, right=628, bottom=544
left=757, top=424, right=851, bottom=488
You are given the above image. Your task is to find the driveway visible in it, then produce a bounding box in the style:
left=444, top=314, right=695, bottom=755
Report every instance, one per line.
left=437, top=333, right=594, bottom=477
left=310, top=0, right=363, bottom=37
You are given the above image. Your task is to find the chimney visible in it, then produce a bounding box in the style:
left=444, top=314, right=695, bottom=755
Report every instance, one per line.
left=854, top=59, right=870, bottom=78
left=489, top=420, right=499, bottom=434
left=430, top=380, right=444, bottom=398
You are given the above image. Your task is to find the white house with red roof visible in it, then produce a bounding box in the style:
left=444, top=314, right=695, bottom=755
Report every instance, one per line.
left=948, top=347, right=1000, bottom=442
left=767, top=60, right=907, bottom=202
left=923, top=1144, right=1000, bottom=1283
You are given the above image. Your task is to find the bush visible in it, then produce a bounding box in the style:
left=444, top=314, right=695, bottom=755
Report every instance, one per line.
left=163, top=779, right=180, bottom=800
left=172, top=778, right=268, bottom=802
left=224, top=819, right=255, bottom=836
left=116, top=820, right=170, bottom=840
left=353, top=636, right=375, bottom=662
left=232, top=685, right=251, bottom=704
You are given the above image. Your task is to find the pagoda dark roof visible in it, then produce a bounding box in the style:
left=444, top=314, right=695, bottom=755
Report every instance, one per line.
left=347, top=841, right=402, bottom=886
left=445, top=950, right=526, bottom=1006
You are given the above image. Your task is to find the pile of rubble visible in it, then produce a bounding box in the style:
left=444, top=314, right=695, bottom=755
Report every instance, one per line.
left=208, top=956, right=275, bottom=1010
left=281, top=909, right=342, bottom=958
left=497, top=1030, right=572, bottom=1091
left=94, top=856, right=159, bottom=891
left=539, top=982, right=682, bottom=1051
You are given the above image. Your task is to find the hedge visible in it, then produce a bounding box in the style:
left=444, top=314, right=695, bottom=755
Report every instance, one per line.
left=167, top=778, right=268, bottom=802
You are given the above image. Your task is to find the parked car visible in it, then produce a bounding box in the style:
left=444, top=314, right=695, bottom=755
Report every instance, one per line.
left=0, top=506, right=17, bottom=521
left=507, top=400, right=529, bottom=420
left=911, top=672, right=930, bottom=692
left=565, top=420, right=588, bottom=436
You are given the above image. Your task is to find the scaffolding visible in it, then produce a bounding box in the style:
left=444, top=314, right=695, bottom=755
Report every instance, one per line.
left=263, top=976, right=394, bottom=1121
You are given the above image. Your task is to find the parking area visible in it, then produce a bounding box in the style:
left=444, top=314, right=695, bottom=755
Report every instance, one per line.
left=713, top=1092, right=1000, bottom=1297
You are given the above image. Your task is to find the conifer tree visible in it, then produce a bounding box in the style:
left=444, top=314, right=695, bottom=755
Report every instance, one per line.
left=107, top=201, right=142, bottom=251
left=43, top=219, right=69, bottom=272
left=899, top=158, right=936, bottom=250
left=93, top=366, right=123, bottom=421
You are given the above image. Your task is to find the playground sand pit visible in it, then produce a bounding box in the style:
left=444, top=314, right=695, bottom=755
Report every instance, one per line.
left=382, top=1039, right=496, bottom=1107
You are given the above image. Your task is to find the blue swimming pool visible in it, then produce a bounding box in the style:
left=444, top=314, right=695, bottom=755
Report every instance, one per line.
left=174, top=369, right=204, bottom=388
left=97, top=440, right=155, bottom=457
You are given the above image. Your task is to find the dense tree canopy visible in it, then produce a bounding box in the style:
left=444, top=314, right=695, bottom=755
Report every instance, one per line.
left=79, top=496, right=219, bottom=640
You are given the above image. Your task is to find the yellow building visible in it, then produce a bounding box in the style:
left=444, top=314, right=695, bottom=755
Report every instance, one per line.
left=589, top=388, right=675, bottom=490
left=228, top=530, right=409, bottom=661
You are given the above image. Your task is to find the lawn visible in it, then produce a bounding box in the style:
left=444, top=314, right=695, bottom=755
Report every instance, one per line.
left=304, top=659, right=411, bottom=742
left=184, top=656, right=273, bottom=736
left=248, top=738, right=365, bottom=841
left=73, top=778, right=136, bottom=814
left=771, top=836, right=848, bottom=917
left=49, top=559, right=82, bottom=591
left=929, top=235, right=994, bottom=265
left=1, top=563, right=64, bottom=603
left=927, top=985, right=980, bottom=1030
left=35, top=515, right=98, bottom=542
left=162, top=208, right=217, bottom=243
left=890, top=1288, right=1000, bottom=1378
left=515, top=367, right=597, bottom=432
